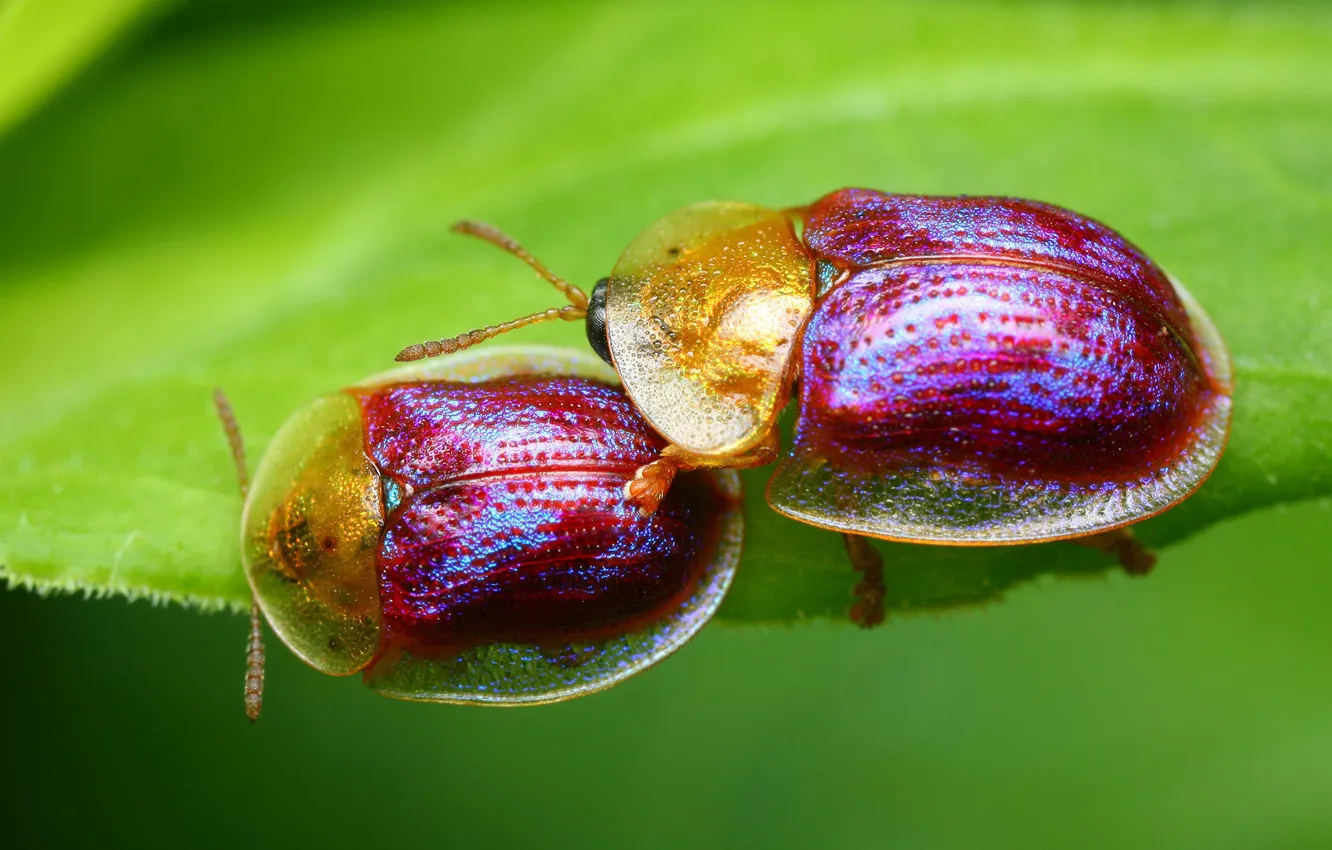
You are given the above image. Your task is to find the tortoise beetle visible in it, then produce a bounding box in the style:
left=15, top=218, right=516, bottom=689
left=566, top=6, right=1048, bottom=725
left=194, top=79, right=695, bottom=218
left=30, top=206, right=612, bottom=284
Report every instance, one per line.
left=397, top=189, right=1232, bottom=626
left=216, top=346, right=742, bottom=719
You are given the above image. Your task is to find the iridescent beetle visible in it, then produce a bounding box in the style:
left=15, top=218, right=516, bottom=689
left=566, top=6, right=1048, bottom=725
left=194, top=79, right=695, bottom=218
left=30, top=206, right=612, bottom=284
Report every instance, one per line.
left=397, top=189, right=1233, bottom=626
left=216, top=347, right=742, bottom=719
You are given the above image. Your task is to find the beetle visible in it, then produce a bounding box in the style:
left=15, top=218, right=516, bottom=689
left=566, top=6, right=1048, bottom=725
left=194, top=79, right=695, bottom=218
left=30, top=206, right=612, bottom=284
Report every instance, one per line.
left=215, top=346, right=742, bottom=719
left=396, top=189, right=1233, bottom=627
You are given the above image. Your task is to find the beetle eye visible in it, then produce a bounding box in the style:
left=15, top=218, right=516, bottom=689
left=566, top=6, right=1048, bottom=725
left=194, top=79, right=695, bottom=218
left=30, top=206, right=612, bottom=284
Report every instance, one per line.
left=585, top=277, right=612, bottom=365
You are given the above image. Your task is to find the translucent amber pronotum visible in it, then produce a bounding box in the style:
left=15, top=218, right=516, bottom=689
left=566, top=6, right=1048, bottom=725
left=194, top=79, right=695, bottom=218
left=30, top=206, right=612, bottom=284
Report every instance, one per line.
left=606, top=202, right=815, bottom=457
left=242, top=393, right=384, bottom=675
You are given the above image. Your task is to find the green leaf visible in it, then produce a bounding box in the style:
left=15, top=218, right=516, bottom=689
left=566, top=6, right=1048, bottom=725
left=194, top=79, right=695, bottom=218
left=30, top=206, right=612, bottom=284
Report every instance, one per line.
left=0, top=0, right=168, bottom=137
left=2, top=1, right=1329, bottom=622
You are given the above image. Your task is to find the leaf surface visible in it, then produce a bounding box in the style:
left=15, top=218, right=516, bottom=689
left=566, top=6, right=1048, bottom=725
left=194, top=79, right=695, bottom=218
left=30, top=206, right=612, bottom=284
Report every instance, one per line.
left=0, top=0, right=167, bottom=135
left=1, top=1, right=1329, bottom=620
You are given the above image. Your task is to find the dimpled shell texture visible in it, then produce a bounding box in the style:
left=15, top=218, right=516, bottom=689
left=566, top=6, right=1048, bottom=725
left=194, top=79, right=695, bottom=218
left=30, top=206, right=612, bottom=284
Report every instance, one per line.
left=767, top=189, right=1232, bottom=543
left=352, top=369, right=742, bottom=705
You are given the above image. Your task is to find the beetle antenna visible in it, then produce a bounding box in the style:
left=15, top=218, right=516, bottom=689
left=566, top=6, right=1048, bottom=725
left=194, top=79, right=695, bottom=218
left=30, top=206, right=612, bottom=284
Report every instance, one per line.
left=451, top=220, right=590, bottom=309
left=214, top=389, right=267, bottom=723
left=394, top=221, right=593, bottom=362
left=395, top=304, right=587, bottom=362
left=215, top=389, right=249, bottom=497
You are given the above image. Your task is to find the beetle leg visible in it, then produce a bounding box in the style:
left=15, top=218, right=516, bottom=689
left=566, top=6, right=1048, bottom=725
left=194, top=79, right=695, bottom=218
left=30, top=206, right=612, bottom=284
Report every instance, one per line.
left=625, top=432, right=779, bottom=514
left=1075, top=527, right=1157, bottom=576
left=842, top=533, right=886, bottom=628
left=625, top=457, right=682, bottom=515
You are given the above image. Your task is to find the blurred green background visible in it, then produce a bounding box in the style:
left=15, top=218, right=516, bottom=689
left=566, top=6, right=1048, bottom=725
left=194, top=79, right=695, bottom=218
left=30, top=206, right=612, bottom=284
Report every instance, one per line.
left=2, top=1, right=1331, bottom=847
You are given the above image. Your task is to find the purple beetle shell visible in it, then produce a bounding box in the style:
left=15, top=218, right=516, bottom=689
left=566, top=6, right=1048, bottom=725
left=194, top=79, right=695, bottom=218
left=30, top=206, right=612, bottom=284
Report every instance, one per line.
left=765, top=189, right=1232, bottom=543
left=243, top=346, right=744, bottom=706
left=358, top=374, right=734, bottom=657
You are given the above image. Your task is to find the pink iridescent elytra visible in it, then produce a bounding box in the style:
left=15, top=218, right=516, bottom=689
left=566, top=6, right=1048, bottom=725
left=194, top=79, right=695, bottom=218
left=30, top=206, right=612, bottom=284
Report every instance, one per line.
left=765, top=189, right=1231, bottom=543
left=355, top=375, right=733, bottom=659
